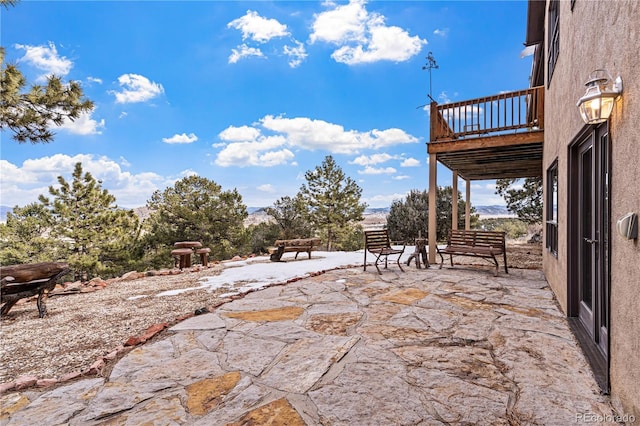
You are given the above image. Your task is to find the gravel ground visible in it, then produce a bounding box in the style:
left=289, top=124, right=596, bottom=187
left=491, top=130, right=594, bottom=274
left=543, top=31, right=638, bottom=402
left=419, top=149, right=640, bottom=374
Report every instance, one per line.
left=0, top=264, right=233, bottom=384
left=0, top=243, right=542, bottom=385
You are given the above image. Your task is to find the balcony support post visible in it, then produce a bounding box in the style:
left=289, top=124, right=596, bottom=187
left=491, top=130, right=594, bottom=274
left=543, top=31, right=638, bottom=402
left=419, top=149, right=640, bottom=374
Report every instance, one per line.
left=452, top=171, right=459, bottom=230
left=465, top=178, right=471, bottom=230
left=428, top=152, right=438, bottom=264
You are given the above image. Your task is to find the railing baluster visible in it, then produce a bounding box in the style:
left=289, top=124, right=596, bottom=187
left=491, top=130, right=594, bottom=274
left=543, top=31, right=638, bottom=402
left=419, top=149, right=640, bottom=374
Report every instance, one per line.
left=430, top=87, right=543, bottom=141
left=483, top=100, right=487, bottom=132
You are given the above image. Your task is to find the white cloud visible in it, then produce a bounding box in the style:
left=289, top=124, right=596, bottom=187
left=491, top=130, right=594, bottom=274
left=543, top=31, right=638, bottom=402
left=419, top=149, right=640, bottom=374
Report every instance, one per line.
left=178, top=169, right=199, bottom=179
left=228, top=10, right=289, bottom=43
left=400, top=158, right=420, bottom=167
left=392, top=175, right=410, bottom=180
left=284, top=40, right=308, bottom=68
left=365, top=192, right=408, bottom=207
left=350, top=153, right=395, bottom=166
left=216, top=144, right=294, bottom=167
left=260, top=115, right=360, bottom=153
left=331, top=23, right=425, bottom=65
left=257, top=184, right=276, bottom=193
left=215, top=133, right=290, bottom=167
left=310, top=0, right=368, bottom=45
left=358, top=166, right=397, bottom=175
left=441, top=105, right=484, bottom=122
left=111, top=74, right=164, bottom=104
left=219, top=125, right=262, bottom=142
left=58, top=110, right=105, bottom=136
left=438, top=91, right=452, bottom=104
left=310, top=0, right=426, bottom=65
left=213, top=115, right=419, bottom=167
left=162, top=133, right=198, bottom=144
left=0, top=154, right=171, bottom=208
left=433, top=28, right=449, bottom=37
left=87, top=76, right=103, bottom=84
left=261, top=115, right=418, bottom=154
left=14, top=42, right=72, bottom=80
left=368, top=128, right=419, bottom=149
left=229, top=44, right=265, bottom=64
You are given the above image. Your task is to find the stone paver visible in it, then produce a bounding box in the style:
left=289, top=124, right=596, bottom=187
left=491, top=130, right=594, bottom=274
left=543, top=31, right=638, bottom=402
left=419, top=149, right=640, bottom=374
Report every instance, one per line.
left=1, top=266, right=618, bottom=425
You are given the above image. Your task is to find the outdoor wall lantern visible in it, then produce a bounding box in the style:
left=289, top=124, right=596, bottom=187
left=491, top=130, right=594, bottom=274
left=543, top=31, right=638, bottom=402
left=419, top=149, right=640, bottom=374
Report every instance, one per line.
left=576, top=69, right=623, bottom=124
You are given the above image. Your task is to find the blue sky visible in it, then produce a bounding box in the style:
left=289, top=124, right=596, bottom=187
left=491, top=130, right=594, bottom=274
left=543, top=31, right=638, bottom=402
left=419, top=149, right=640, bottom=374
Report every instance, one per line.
left=1, top=0, right=533, bottom=209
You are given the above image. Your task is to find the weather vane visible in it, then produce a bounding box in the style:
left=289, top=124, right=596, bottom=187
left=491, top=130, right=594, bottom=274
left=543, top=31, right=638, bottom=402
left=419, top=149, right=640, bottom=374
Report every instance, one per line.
left=422, top=51, right=439, bottom=102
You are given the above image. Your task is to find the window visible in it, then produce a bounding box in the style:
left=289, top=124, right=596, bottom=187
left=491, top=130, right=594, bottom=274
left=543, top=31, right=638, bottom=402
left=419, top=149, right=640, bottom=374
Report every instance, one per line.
left=548, top=0, right=560, bottom=85
left=546, top=160, right=558, bottom=256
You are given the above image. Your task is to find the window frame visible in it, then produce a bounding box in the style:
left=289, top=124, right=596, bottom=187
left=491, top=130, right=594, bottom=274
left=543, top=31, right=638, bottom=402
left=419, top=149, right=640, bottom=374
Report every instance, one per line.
left=546, top=159, right=559, bottom=257
left=547, top=0, right=560, bottom=86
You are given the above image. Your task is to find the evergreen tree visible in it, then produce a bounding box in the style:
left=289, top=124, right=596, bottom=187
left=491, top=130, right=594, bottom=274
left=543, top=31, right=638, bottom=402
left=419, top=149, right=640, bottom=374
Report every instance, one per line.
left=0, top=203, right=56, bottom=265
left=387, top=190, right=429, bottom=243
left=299, top=155, right=367, bottom=251
left=144, top=175, right=247, bottom=263
left=0, top=47, right=94, bottom=144
left=265, top=195, right=313, bottom=240
left=436, top=186, right=478, bottom=238
left=495, top=177, right=543, bottom=224
left=386, top=187, right=478, bottom=242
left=245, top=222, right=282, bottom=255
left=38, top=163, right=141, bottom=279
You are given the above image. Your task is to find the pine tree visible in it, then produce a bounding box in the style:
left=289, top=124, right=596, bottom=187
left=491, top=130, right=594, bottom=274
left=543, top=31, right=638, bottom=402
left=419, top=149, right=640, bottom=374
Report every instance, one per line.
left=387, top=190, right=429, bottom=243
left=144, top=175, right=248, bottom=263
left=0, top=48, right=94, bottom=144
left=495, top=177, right=543, bottom=224
left=265, top=195, right=313, bottom=240
left=0, top=203, right=56, bottom=265
left=38, top=163, right=140, bottom=279
left=299, top=155, right=367, bottom=251
left=386, top=187, right=477, bottom=242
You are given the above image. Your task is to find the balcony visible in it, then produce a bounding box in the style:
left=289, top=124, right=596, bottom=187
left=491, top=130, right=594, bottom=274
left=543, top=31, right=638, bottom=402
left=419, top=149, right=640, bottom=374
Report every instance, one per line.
left=428, top=86, right=544, bottom=180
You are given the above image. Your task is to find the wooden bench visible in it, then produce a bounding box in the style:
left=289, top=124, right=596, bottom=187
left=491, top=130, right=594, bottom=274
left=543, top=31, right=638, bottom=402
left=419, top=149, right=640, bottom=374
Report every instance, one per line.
left=1, top=262, right=69, bottom=318
left=364, top=229, right=405, bottom=274
left=268, top=238, right=322, bottom=262
left=437, top=229, right=508, bottom=276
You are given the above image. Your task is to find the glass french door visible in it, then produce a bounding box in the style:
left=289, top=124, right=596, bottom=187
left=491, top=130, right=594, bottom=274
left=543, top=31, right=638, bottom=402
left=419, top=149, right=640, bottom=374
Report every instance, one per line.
left=575, top=127, right=610, bottom=358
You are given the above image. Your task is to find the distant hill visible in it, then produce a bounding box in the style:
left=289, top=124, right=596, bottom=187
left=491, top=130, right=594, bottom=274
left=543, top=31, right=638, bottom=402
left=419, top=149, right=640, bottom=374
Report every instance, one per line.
left=132, top=206, right=151, bottom=221
left=1, top=204, right=514, bottom=225
left=474, top=205, right=513, bottom=217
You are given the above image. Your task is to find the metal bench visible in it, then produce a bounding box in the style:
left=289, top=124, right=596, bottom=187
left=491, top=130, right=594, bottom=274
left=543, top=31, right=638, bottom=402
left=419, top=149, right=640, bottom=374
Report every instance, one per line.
left=364, top=229, right=405, bottom=274
left=437, top=229, right=508, bottom=276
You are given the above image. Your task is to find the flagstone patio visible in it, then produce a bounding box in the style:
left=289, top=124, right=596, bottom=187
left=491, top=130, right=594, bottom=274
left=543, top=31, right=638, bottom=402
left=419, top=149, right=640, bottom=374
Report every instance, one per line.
left=1, top=265, right=617, bottom=425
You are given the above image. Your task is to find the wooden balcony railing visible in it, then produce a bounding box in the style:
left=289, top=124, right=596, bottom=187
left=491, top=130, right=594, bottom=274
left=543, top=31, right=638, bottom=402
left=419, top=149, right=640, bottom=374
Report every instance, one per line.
left=430, top=86, right=544, bottom=141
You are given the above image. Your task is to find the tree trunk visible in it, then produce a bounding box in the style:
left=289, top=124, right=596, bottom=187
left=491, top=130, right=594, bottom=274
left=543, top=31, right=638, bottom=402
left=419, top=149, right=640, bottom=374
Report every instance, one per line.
left=0, top=262, right=69, bottom=284
left=1, top=262, right=69, bottom=317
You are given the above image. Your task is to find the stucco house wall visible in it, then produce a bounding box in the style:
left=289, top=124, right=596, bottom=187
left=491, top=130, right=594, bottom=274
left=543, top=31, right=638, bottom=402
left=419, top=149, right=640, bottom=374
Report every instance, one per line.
left=541, top=0, right=639, bottom=417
